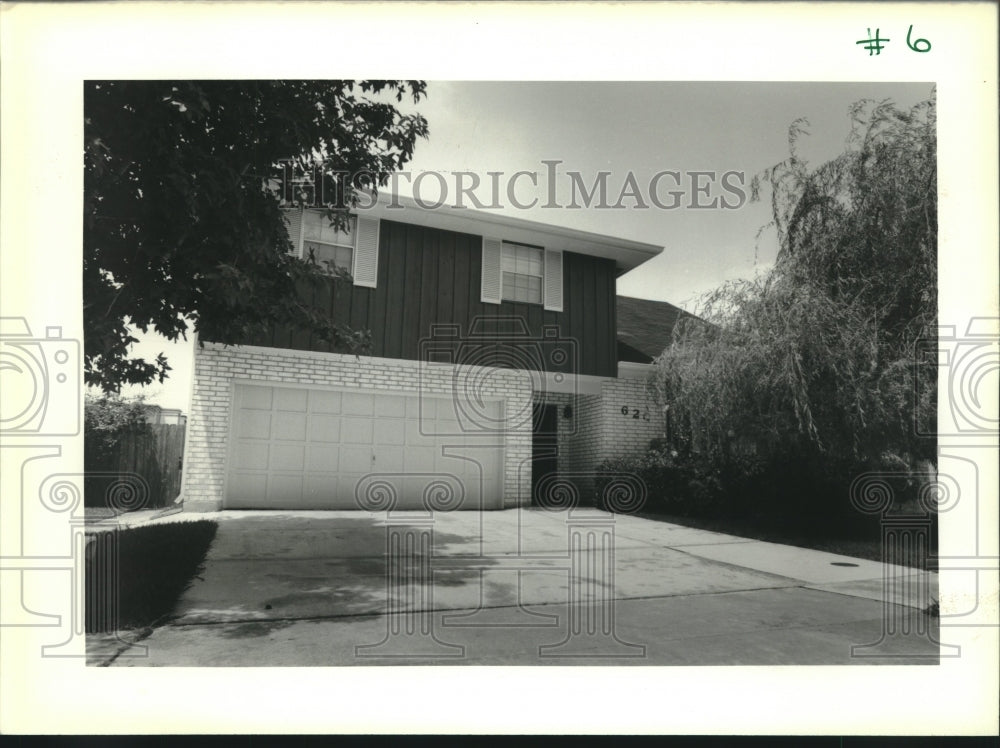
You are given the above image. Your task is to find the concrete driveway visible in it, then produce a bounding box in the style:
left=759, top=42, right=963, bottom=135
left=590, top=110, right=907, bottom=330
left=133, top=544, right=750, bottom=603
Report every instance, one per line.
left=90, top=508, right=941, bottom=666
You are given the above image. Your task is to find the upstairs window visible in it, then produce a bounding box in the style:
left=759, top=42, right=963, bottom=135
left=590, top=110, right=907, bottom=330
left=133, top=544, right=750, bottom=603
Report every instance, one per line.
left=283, top=207, right=381, bottom=287
left=501, top=242, right=544, bottom=304
left=482, top=237, right=562, bottom=311
left=303, top=214, right=355, bottom=275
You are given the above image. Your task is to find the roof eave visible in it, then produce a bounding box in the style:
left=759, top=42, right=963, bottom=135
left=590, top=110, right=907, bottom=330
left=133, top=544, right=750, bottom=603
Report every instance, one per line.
left=358, top=192, right=663, bottom=273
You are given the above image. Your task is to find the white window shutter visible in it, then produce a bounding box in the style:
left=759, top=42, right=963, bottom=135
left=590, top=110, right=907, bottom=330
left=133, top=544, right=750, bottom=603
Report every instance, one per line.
left=543, top=249, right=563, bottom=312
left=481, top=237, right=502, bottom=304
left=283, top=207, right=304, bottom=257
left=352, top=216, right=380, bottom=288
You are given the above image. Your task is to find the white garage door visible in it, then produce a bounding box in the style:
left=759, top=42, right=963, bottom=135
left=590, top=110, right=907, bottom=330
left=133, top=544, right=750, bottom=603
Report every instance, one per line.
left=225, top=384, right=505, bottom=510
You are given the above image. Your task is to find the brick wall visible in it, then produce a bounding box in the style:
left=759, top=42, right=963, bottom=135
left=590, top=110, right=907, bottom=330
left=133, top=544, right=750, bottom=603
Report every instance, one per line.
left=184, top=342, right=533, bottom=510
left=567, top=394, right=603, bottom=472
left=599, top=377, right=664, bottom=460
left=185, top=343, right=664, bottom=512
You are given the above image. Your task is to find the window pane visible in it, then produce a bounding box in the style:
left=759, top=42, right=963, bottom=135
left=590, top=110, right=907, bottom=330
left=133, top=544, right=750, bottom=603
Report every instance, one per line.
left=304, top=212, right=354, bottom=245
left=320, top=216, right=354, bottom=246
left=501, top=244, right=544, bottom=303
left=306, top=241, right=352, bottom=274
left=303, top=213, right=321, bottom=241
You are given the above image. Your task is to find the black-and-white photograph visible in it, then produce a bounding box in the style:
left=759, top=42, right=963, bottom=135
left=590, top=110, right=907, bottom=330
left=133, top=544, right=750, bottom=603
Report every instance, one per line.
left=1, top=1, right=997, bottom=736
left=78, top=79, right=946, bottom=668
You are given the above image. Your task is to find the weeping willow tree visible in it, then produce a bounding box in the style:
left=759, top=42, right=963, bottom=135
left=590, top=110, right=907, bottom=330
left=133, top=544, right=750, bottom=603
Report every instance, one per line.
left=654, top=93, right=937, bottom=488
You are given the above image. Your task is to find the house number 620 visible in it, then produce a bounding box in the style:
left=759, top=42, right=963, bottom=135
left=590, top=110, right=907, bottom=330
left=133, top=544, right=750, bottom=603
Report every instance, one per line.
left=621, top=405, right=650, bottom=421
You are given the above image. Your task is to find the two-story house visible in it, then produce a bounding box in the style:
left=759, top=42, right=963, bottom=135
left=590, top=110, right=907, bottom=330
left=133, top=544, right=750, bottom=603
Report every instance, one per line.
left=181, top=193, right=669, bottom=512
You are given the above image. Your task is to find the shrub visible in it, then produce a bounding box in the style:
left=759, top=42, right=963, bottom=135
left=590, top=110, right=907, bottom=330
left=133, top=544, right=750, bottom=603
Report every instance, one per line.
left=595, top=447, right=730, bottom=516
left=86, top=520, right=217, bottom=632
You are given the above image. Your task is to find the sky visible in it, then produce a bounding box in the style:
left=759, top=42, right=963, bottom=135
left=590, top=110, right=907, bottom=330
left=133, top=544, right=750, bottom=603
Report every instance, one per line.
left=119, top=80, right=934, bottom=412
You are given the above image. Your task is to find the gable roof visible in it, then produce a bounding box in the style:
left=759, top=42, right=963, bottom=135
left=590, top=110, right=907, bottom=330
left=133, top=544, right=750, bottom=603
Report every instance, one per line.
left=616, top=295, right=697, bottom=364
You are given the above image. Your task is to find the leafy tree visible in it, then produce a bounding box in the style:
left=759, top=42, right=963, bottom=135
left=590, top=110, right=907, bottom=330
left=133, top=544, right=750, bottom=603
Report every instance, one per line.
left=84, top=80, right=429, bottom=392
left=653, top=94, right=937, bottom=502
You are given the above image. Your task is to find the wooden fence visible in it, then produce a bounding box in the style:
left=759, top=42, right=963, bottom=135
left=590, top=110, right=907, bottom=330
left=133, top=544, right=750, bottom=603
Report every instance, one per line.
left=85, top=423, right=186, bottom=510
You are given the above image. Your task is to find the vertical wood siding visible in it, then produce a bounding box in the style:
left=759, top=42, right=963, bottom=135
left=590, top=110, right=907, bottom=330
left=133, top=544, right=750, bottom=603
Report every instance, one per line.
left=241, top=219, right=618, bottom=377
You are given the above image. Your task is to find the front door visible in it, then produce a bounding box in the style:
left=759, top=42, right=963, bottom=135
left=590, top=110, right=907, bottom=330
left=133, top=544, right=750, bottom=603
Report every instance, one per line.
left=531, top=403, right=559, bottom=506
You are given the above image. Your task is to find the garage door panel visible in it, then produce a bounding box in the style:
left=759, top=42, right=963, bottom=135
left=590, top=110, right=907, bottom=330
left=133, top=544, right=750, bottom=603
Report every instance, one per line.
left=373, top=445, right=404, bottom=471
left=340, top=473, right=369, bottom=505
left=271, top=444, right=305, bottom=471
left=373, top=419, right=405, bottom=445
left=304, top=474, right=338, bottom=500
left=228, top=472, right=267, bottom=504
left=402, top=419, right=426, bottom=444
left=341, top=445, right=373, bottom=472
left=375, top=394, right=406, bottom=417
left=460, top=477, right=481, bottom=502
left=240, top=385, right=273, bottom=409
left=297, top=493, right=346, bottom=509
left=435, top=452, right=471, bottom=474
left=238, top=411, right=272, bottom=439
left=227, top=384, right=504, bottom=510
left=274, top=387, right=308, bottom=411
left=233, top=442, right=269, bottom=469
left=342, top=417, right=374, bottom=444
left=455, top=454, right=488, bottom=478
left=306, top=445, right=340, bottom=471
left=403, top=445, right=436, bottom=472
left=309, top=390, right=342, bottom=414
left=342, top=392, right=374, bottom=416
left=402, top=474, right=431, bottom=503
left=272, top=412, right=307, bottom=440
left=267, top=473, right=304, bottom=503
left=432, top=397, right=461, bottom=423
left=307, top=413, right=341, bottom=442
